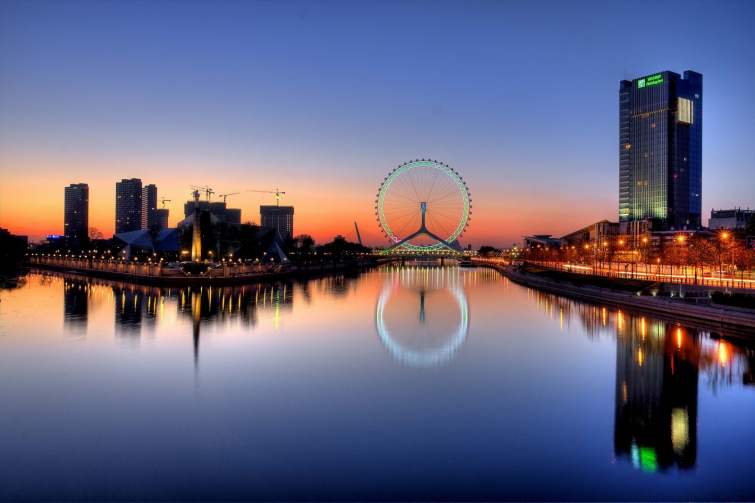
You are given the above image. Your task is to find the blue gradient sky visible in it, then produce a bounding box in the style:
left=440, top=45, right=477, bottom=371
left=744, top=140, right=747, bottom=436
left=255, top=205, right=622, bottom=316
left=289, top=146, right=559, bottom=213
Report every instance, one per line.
left=1, top=0, right=753, bottom=246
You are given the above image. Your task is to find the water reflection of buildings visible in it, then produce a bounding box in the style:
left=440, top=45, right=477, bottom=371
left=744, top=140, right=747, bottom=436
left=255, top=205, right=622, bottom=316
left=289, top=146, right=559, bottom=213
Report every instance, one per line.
left=522, top=287, right=755, bottom=473
left=614, top=320, right=698, bottom=472
left=63, top=279, right=88, bottom=336
left=39, top=272, right=296, bottom=360
left=174, top=284, right=294, bottom=363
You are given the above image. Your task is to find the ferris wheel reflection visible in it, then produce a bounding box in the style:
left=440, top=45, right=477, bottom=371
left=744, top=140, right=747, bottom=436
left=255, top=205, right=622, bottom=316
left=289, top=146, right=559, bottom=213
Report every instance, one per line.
left=376, top=267, right=469, bottom=368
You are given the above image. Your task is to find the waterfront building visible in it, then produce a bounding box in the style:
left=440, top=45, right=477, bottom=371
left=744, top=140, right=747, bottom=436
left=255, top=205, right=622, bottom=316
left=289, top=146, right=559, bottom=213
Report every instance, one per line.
left=183, top=201, right=241, bottom=225
left=141, top=184, right=158, bottom=229
left=522, top=235, right=561, bottom=249
left=619, top=70, right=702, bottom=229
left=115, top=178, right=143, bottom=234
left=0, top=228, right=28, bottom=259
left=64, top=183, right=89, bottom=240
left=708, top=208, right=754, bottom=230
left=260, top=205, right=294, bottom=240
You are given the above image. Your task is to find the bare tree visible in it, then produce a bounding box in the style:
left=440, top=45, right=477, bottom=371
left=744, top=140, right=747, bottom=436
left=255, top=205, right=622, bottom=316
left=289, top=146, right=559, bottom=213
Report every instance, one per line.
left=147, top=222, right=163, bottom=254
left=89, top=227, right=104, bottom=240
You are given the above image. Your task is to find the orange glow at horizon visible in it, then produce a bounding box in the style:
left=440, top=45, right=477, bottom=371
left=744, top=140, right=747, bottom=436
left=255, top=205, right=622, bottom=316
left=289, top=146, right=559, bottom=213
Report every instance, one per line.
left=0, top=156, right=613, bottom=248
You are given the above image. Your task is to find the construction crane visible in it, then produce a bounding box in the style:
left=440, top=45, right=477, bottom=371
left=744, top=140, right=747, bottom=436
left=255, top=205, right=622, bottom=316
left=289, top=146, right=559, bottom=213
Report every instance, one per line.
left=190, top=185, right=214, bottom=202
left=160, top=197, right=171, bottom=209
left=247, top=188, right=286, bottom=206
left=218, top=192, right=240, bottom=203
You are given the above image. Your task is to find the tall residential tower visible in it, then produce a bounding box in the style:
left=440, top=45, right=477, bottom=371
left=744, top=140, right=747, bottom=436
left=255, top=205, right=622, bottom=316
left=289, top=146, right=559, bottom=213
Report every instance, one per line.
left=619, top=70, right=702, bottom=229
left=115, top=178, right=142, bottom=234
left=64, top=183, right=89, bottom=240
left=141, top=184, right=158, bottom=229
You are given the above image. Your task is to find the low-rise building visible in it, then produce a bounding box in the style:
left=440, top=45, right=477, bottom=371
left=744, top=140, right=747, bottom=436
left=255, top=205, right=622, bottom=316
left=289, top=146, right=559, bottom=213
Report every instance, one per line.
left=708, top=208, right=754, bottom=230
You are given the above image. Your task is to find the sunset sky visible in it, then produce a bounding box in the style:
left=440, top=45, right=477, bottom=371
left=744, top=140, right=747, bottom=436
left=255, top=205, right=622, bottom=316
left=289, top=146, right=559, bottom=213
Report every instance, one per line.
left=1, top=0, right=753, bottom=247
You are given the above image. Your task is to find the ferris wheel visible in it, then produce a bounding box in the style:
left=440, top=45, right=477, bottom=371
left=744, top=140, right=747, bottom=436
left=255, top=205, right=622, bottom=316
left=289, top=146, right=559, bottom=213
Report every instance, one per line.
left=375, top=159, right=472, bottom=252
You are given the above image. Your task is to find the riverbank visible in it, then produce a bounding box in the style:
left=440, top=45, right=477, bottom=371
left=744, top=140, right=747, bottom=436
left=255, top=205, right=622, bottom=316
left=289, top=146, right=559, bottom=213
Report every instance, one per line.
left=481, top=262, right=755, bottom=333
left=27, top=257, right=394, bottom=287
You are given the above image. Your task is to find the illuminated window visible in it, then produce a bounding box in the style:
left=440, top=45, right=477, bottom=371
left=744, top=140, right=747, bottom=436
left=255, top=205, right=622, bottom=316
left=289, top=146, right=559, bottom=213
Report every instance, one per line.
left=678, top=97, right=693, bottom=125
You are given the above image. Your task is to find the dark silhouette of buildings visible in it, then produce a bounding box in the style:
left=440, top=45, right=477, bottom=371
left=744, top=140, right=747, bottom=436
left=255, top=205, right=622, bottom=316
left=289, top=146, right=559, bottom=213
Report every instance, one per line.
left=141, top=184, right=157, bottom=229
left=619, top=70, right=702, bottom=229
left=260, top=205, right=294, bottom=239
left=183, top=201, right=241, bottom=225
left=64, top=183, right=89, bottom=240
left=115, top=178, right=142, bottom=234
left=154, top=209, right=169, bottom=229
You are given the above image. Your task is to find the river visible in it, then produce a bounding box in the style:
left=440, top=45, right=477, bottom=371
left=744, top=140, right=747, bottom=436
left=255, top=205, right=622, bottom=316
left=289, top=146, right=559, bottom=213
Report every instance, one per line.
left=1, top=266, right=753, bottom=501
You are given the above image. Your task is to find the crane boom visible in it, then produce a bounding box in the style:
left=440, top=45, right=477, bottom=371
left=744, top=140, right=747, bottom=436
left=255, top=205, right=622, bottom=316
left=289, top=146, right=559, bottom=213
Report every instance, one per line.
left=247, top=188, right=286, bottom=206
left=190, top=185, right=214, bottom=202
left=218, top=192, right=240, bottom=203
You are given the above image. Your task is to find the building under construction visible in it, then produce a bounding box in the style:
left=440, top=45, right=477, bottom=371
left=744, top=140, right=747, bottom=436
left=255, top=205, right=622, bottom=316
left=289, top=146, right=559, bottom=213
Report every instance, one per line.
left=183, top=201, right=241, bottom=225
left=260, top=205, right=294, bottom=240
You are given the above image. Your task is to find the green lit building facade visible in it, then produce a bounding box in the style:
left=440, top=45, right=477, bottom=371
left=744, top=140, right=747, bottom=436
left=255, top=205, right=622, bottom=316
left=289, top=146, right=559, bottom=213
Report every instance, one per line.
left=619, top=70, right=702, bottom=229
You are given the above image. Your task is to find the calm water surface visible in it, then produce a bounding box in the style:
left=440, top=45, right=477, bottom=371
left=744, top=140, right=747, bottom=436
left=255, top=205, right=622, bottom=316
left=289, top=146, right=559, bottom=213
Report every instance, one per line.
left=1, top=266, right=754, bottom=501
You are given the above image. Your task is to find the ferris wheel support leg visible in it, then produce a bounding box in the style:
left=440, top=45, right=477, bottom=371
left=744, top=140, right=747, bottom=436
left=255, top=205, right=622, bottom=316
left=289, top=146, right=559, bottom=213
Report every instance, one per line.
left=384, top=229, right=460, bottom=254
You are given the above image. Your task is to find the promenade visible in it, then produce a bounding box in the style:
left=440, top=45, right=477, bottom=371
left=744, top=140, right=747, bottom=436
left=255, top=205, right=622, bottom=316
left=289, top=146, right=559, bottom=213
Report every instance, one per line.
left=27, top=255, right=395, bottom=286
left=478, top=260, right=755, bottom=334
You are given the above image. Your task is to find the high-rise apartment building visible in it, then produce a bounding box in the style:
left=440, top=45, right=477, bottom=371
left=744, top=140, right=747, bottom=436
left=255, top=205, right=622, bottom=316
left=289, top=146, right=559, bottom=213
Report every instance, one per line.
left=115, top=178, right=142, bottom=234
left=260, top=205, right=294, bottom=240
left=64, top=183, right=89, bottom=240
left=154, top=209, right=169, bottom=229
left=619, top=70, right=702, bottom=229
left=141, top=184, right=158, bottom=229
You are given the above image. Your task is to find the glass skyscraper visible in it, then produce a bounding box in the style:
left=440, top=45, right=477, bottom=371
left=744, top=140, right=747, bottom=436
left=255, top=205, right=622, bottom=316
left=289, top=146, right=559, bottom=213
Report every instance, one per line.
left=619, top=70, right=702, bottom=229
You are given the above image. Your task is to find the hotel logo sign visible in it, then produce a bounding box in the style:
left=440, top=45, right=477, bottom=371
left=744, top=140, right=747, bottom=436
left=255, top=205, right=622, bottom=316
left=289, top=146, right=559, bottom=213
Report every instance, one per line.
left=637, top=74, right=663, bottom=89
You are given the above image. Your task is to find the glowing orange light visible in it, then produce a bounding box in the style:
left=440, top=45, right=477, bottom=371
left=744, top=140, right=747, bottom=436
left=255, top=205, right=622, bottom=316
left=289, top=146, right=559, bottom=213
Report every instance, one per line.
left=638, top=348, right=643, bottom=366
left=719, top=343, right=727, bottom=366
left=676, top=328, right=682, bottom=348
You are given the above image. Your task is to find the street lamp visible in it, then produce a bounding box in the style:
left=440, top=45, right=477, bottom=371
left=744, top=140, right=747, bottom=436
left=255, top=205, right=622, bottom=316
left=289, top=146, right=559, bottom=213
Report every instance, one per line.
left=676, top=235, right=686, bottom=283
left=718, top=231, right=730, bottom=286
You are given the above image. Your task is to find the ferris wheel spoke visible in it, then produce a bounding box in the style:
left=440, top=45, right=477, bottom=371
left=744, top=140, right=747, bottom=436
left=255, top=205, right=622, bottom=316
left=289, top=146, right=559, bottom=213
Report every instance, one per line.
left=426, top=213, right=447, bottom=239
left=433, top=214, right=455, bottom=237
left=425, top=168, right=447, bottom=202
left=386, top=210, right=422, bottom=224
left=394, top=212, right=420, bottom=239
left=429, top=186, right=462, bottom=202
left=386, top=191, right=421, bottom=204
left=428, top=207, right=460, bottom=220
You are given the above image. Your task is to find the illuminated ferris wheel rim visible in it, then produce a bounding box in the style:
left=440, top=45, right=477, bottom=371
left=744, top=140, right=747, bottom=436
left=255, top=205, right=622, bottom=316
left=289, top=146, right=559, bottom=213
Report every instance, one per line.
left=376, top=284, right=469, bottom=367
left=375, top=159, right=472, bottom=251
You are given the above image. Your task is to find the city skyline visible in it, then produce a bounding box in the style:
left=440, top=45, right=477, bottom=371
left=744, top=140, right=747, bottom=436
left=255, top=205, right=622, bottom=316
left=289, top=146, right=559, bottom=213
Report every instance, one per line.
left=1, top=1, right=754, bottom=247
